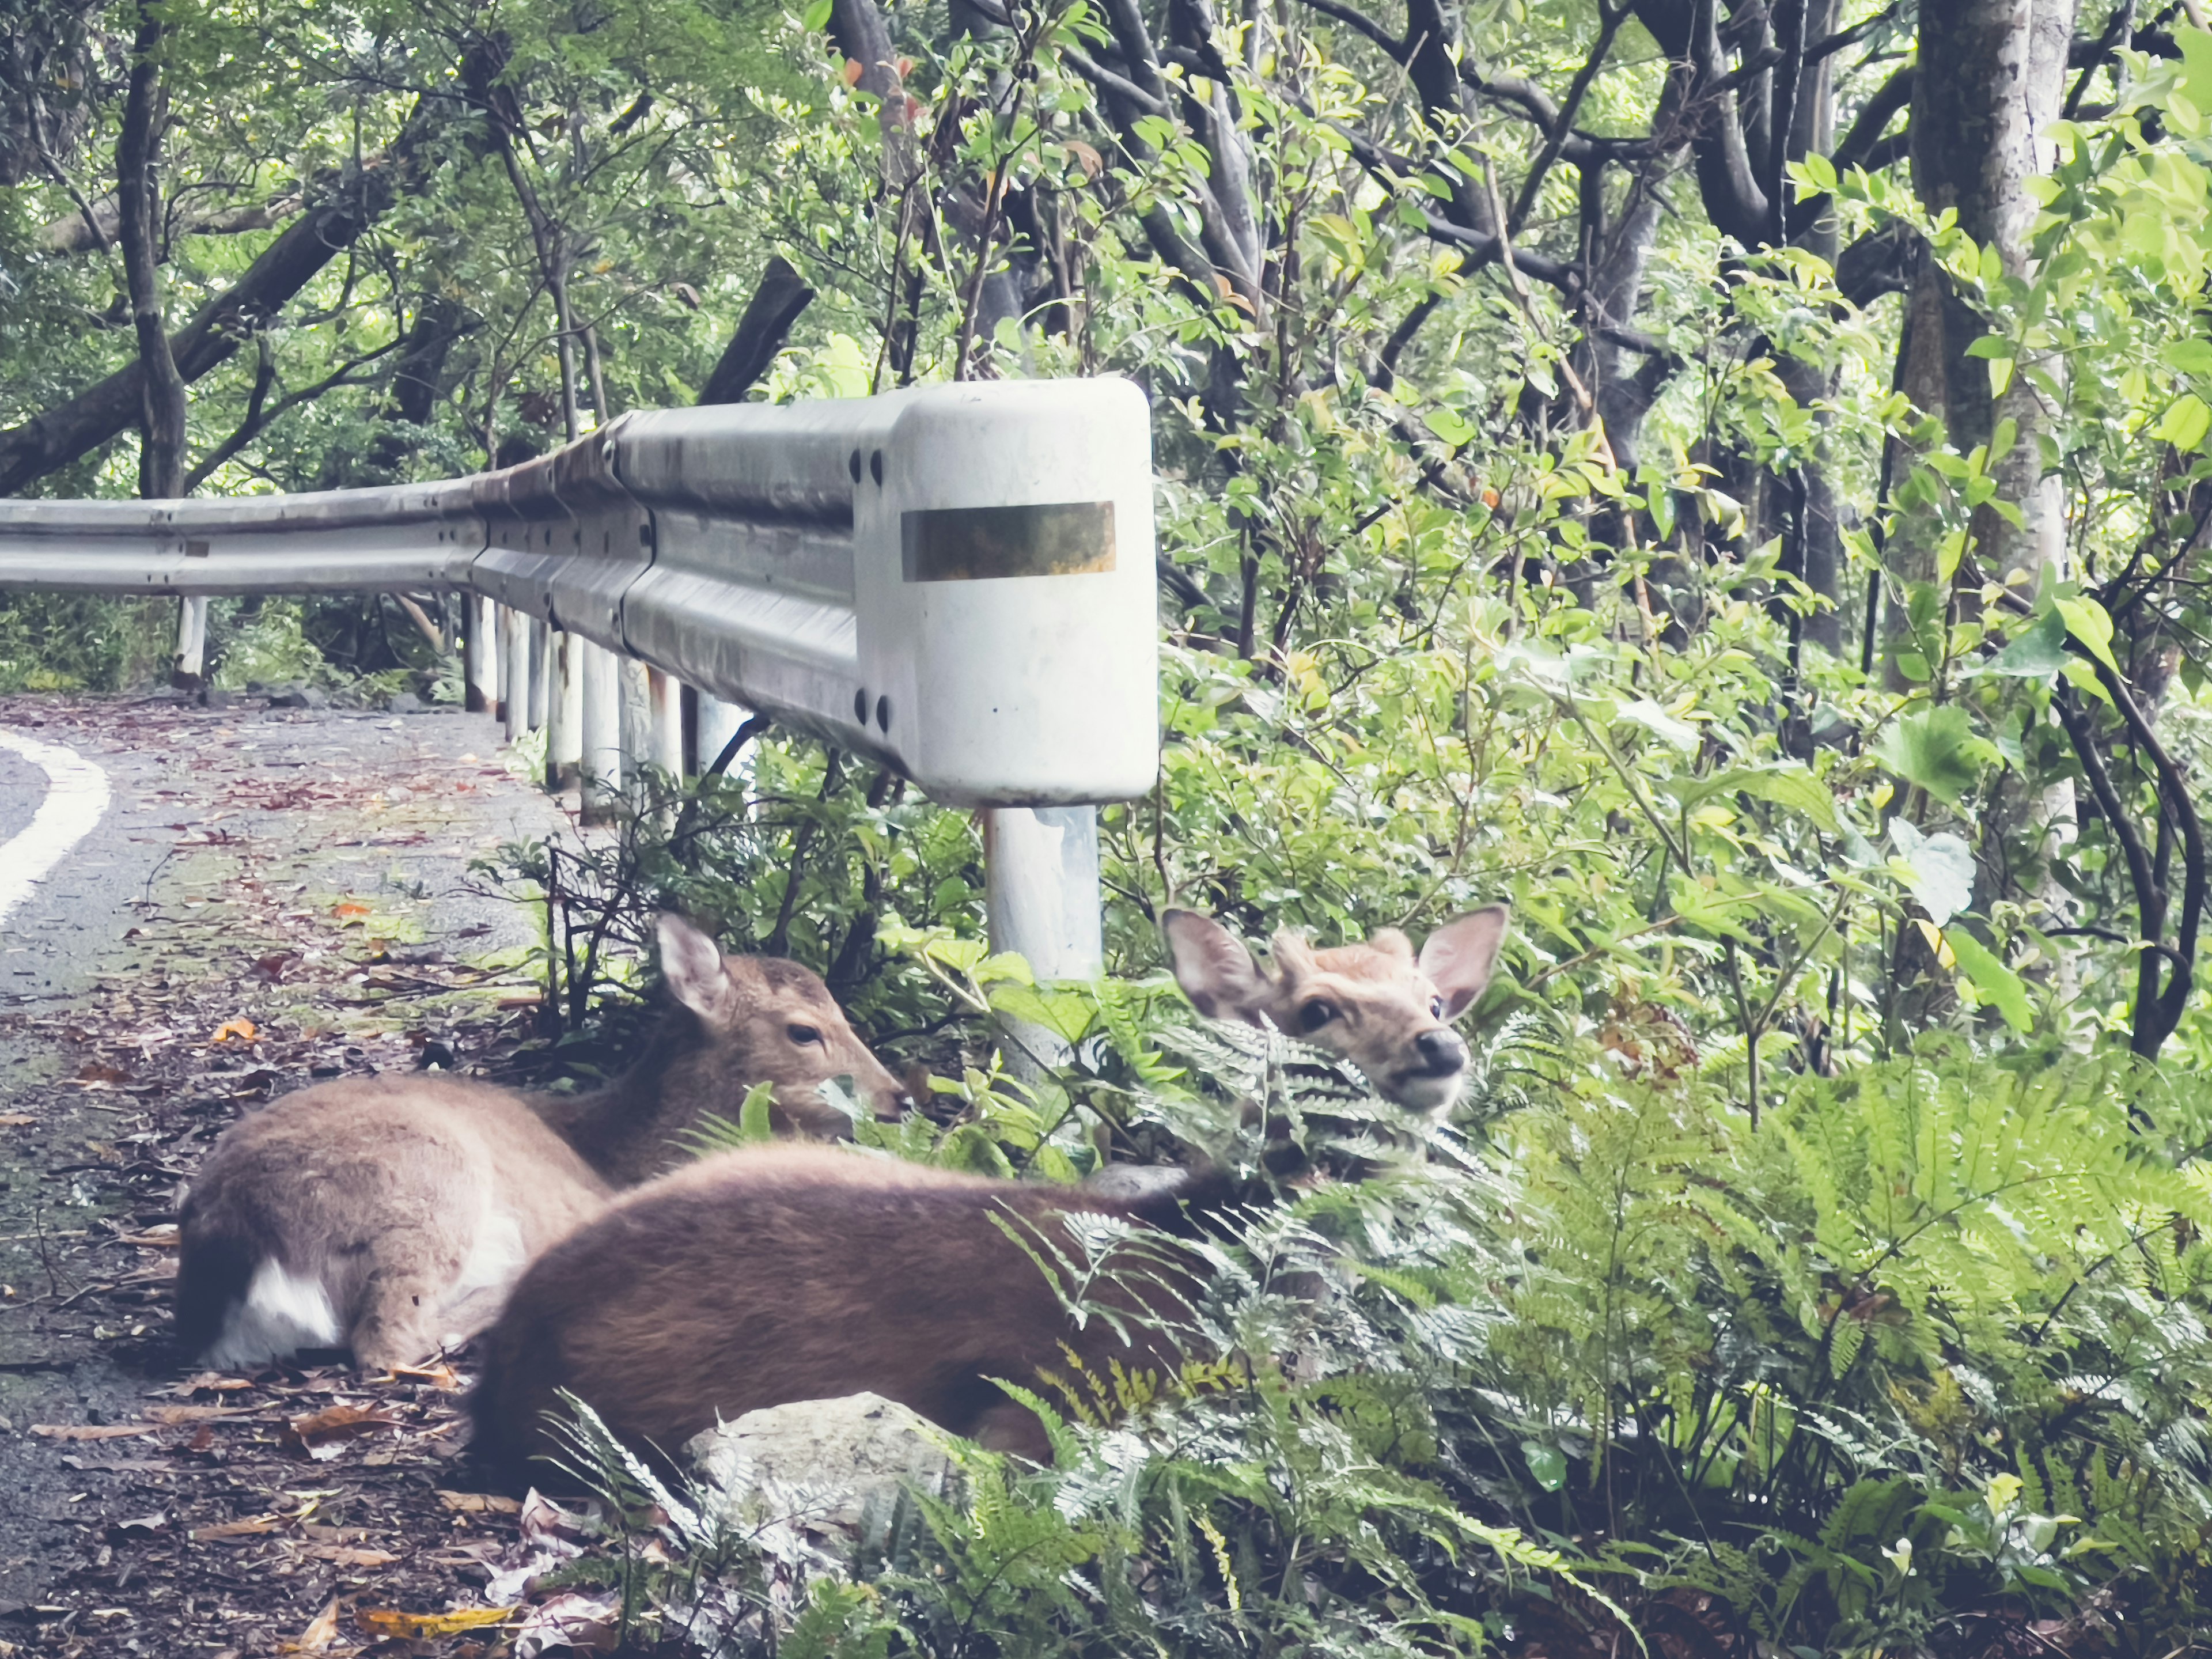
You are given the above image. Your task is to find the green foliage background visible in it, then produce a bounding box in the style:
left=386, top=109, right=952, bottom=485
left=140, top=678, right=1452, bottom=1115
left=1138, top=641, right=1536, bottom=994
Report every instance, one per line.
left=10, top=0, right=2212, bottom=1648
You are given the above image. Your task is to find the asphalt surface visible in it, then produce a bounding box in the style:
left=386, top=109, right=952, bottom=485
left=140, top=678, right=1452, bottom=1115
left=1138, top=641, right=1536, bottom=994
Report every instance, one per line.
left=0, top=692, right=567, bottom=1630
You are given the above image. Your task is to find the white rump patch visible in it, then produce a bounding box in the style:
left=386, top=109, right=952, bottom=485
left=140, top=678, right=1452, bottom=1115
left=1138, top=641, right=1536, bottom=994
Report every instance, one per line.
left=203, top=1259, right=342, bottom=1368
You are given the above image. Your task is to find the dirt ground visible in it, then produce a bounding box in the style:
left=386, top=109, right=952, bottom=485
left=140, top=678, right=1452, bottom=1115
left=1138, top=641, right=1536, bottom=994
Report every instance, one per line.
left=0, top=691, right=592, bottom=1657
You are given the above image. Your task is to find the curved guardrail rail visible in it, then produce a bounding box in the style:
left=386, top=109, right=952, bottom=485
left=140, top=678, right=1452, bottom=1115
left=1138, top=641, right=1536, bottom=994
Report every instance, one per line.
left=0, top=378, right=1159, bottom=976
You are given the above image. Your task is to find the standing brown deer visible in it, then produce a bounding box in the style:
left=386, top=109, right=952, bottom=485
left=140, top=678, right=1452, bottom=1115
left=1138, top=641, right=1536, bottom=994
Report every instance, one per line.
left=175, top=916, right=908, bottom=1371
left=467, top=908, right=1509, bottom=1483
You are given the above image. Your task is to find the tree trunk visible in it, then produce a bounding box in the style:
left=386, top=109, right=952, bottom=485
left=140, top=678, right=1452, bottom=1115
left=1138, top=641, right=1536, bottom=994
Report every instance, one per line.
left=116, top=1, right=185, bottom=502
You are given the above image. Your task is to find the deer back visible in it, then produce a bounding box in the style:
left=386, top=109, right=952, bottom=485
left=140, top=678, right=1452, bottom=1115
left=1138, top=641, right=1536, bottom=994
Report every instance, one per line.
left=468, top=1145, right=1202, bottom=1485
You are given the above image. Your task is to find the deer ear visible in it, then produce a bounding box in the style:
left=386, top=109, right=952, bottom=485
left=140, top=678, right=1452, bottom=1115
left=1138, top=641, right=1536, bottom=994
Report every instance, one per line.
left=1418, top=906, right=1510, bottom=1021
left=657, top=914, right=739, bottom=1029
left=1163, top=910, right=1270, bottom=1024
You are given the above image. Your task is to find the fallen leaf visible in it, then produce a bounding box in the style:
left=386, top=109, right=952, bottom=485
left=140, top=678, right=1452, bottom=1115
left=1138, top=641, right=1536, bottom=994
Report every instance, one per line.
left=109, top=1512, right=168, bottom=1537
left=31, top=1422, right=154, bottom=1441
left=280, top=1596, right=342, bottom=1654
left=357, top=1607, right=516, bottom=1639
left=285, top=1402, right=399, bottom=1459
left=333, top=901, right=373, bottom=918
left=145, top=1403, right=253, bottom=1425
left=384, top=1360, right=462, bottom=1390
left=248, top=952, right=296, bottom=983
left=0, top=1113, right=33, bottom=1127
left=436, top=1490, right=522, bottom=1514
left=210, top=1017, right=257, bottom=1044
left=193, top=1513, right=286, bottom=1540
left=74, top=1062, right=131, bottom=1084
left=302, top=1544, right=401, bottom=1567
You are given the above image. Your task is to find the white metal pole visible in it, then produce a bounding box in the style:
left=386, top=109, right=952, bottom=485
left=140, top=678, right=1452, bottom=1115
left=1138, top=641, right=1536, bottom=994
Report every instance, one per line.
left=984, top=806, right=1104, bottom=980
left=579, top=638, right=622, bottom=823
left=647, top=669, right=685, bottom=777
left=547, top=630, right=582, bottom=791
left=527, top=618, right=550, bottom=730
left=617, top=656, right=652, bottom=791
left=467, top=594, right=498, bottom=715
left=172, top=596, right=208, bottom=689
left=501, top=607, right=528, bottom=742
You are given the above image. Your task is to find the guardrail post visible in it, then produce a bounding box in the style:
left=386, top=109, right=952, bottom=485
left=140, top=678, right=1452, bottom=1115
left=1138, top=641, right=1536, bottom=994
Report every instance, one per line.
left=527, top=619, right=549, bottom=730
left=984, top=806, right=1104, bottom=981
left=172, top=597, right=207, bottom=690
left=501, top=606, right=528, bottom=741
left=579, top=638, right=621, bottom=823
left=616, top=657, right=652, bottom=790
left=466, top=596, right=497, bottom=715
left=647, top=669, right=684, bottom=777
left=547, top=631, right=582, bottom=790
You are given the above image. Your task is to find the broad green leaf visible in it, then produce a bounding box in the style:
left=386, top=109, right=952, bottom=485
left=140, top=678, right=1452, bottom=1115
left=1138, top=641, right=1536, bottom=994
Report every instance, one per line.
left=2054, top=595, right=2120, bottom=675
left=1616, top=698, right=1700, bottom=753
left=1521, top=1441, right=1568, bottom=1492
left=738, top=1080, right=777, bottom=1143
left=1876, top=706, right=1994, bottom=806
left=1683, top=764, right=1842, bottom=834
left=1978, top=607, right=2069, bottom=677
left=1889, top=821, right=1976, bottom=926
left=2154, top=393, right=2212, bottom=452
left=1944, top=929, right=2032, bottom=1033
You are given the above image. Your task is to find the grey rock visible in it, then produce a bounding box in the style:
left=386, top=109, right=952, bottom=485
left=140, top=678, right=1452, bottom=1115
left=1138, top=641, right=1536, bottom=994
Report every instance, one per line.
left=300, top=684, right=330, bottom=710
left=267, top=687, right=310, bottom=708
left=387, top=691, right=425, bottom=714
left=687, top=1392, right=952, bottom=1560
left=196, top=686, right=233, bottom=709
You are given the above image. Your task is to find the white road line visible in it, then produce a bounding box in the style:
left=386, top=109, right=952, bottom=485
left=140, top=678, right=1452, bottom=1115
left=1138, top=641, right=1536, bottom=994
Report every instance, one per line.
left=0, top=729, right=111, bottom=930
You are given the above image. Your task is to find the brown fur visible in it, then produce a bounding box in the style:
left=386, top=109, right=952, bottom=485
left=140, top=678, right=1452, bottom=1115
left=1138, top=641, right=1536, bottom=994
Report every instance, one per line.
left=468, top=1145, right=1198, bottom=1486
left=1161, top=907, right=1510, bottom=1115
left=175, top=918, right=907, bottom=1371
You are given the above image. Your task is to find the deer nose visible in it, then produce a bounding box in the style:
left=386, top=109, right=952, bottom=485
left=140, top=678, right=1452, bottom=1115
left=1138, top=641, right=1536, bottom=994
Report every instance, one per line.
left=1415, top=1029, right=1467, bottom=1072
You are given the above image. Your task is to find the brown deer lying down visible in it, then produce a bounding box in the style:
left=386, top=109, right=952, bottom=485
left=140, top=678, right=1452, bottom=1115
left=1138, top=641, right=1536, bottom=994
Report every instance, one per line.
left=468, top=910, right=1510, bottom=1484
left=1161, top=906, right=1510, bottom=1114
left=468, top=1145, right=1203, bottom=1484
left=175, top=916, right=907, bottom=1372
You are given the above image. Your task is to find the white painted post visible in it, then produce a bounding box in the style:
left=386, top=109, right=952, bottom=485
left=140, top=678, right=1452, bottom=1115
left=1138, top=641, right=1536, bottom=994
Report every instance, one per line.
left=617, top=656, right=652, bottom=790
left=501, top=607, right=528, bottom=742
left=692, top=692, right=752, bottom=776
left=984, top=806, right=1104, bottom=980
left=579, top=638, right=622, bottom=823
left=547, top=630, right=582, bottom=791
left=466, top=594, right=498, bottom=715
left=646, top=669, right=685, bottom=777
left=527, top=618, right=549, bottom=730
left=171, top=596, right=209, bottom=689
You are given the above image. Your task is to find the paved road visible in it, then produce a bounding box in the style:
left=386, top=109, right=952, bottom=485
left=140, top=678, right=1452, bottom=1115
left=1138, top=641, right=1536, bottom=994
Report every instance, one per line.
left=0, top=692, right=569, bottom=1624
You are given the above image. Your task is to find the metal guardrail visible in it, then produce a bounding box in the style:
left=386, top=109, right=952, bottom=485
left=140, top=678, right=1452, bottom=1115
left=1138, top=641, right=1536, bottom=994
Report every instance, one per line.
left=0, top=379, right=1161, bottom=976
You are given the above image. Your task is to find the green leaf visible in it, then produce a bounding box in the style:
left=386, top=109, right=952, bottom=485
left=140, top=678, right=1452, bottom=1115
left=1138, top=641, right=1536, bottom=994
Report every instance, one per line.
left=2055, top=594, right=2120, bottom=675
left=1876, top=706, right=1994, bottom=806
left=1889, top=821, right=1976, bottom=926
left=737, top=1080, right=777, bottom=1143
left=1684, top=764, right=1842, bottom=834
left=1978, top=607, right=2069, bottom=677
left=1521, top=1441, right=1568, bottom=1493
left=1944, top=929, right=2032, bottom=1033
left=1616, top=698, right=1700, bottom=753
left=801, top=0, right=833, bottom=27
left=2154, top=393, right=2212, bottom=452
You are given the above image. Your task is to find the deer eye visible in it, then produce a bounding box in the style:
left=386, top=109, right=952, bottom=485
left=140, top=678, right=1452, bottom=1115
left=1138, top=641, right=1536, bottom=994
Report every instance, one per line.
left=1299, top=1001, right=1338, bottom=1033
left=1430, top=997, right=1445, bottom=1020
left=786, top=1024, right=823, bottom=1046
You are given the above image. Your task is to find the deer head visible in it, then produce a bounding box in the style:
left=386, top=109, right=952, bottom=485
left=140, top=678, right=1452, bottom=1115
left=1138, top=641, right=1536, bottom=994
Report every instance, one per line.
left=1162, top=907, right=1510, bottom=1114
left=652, top=915, right=910, bottom=1142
